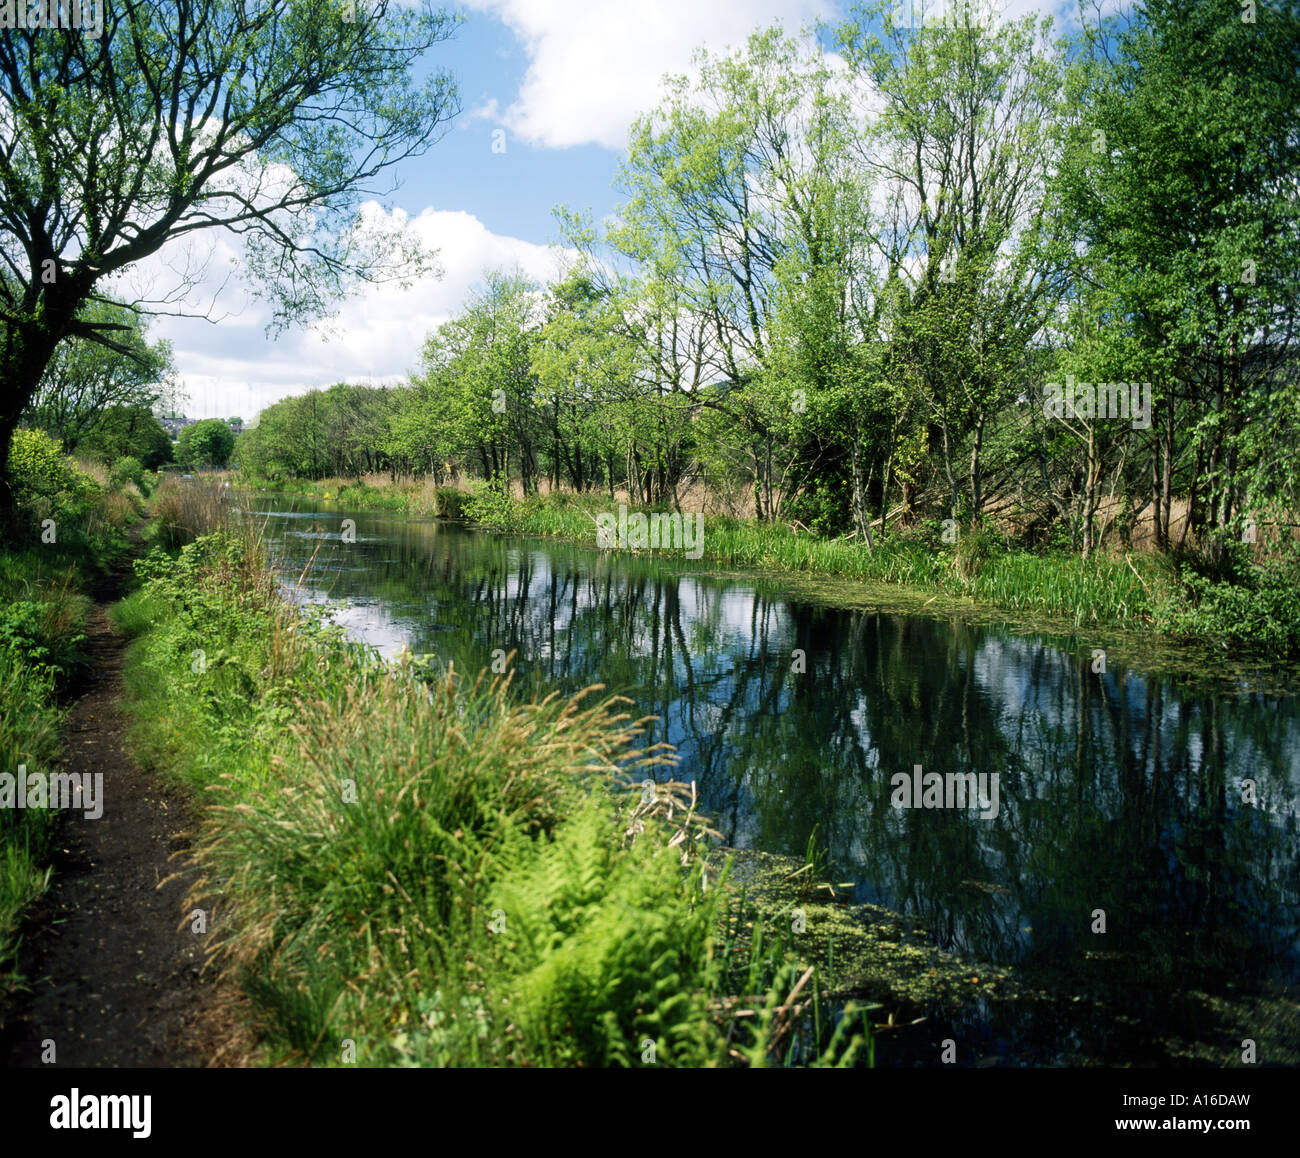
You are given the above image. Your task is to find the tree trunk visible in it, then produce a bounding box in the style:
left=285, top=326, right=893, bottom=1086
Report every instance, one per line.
left=850, top=424, right=875, bottom=552
left=968, top=410, right=986, bottom=523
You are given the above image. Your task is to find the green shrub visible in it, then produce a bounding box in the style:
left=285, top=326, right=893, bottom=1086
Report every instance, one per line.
left=462, top=480, right=521, bottom=531
left=435, top=486, right=468, bottom=519
left=9, top=429, right=100, bottom=527
left=1156, top=545, right=1300, bottom=657
left=110, top=455, right=145, bottom=491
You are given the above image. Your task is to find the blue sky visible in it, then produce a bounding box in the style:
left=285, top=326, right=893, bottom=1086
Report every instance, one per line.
left=144, top=0, right=1094, bottom=422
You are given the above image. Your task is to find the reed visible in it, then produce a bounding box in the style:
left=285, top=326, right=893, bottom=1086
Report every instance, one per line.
left=151, top=475, right=232, bottom=546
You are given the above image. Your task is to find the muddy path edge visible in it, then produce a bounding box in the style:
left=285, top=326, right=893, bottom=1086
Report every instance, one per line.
left=0, top=529, right=251, bottom=1068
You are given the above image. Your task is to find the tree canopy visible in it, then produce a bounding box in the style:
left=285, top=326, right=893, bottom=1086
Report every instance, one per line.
left=0, top=0, right=460, bottom=522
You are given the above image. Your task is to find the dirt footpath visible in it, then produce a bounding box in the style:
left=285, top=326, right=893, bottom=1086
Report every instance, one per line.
left=0, top=555, right=249, bottom=1068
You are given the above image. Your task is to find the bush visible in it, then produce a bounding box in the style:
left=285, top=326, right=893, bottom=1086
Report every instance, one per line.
left=110, top=456, right=145, bottom=491
left=1156, top=545, right=1300, bottom=657
left=9, top=429, right=100, bottom=525
left=435, top=486, right=469, bottom=519
left=462, top=480, right=520, bottom=531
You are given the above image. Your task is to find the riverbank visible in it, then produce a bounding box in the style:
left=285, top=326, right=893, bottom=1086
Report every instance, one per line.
left=110, top=514, right=875, bottom=1067
left=244, top=476, right=1300, bottom=661
left=112, top=481, right=1300, bottom=1067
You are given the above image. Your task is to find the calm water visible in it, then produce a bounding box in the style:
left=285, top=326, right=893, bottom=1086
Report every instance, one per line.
left=252, top=496, right=1300, bottom=1065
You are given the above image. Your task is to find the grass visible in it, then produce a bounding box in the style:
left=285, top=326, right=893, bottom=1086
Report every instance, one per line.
left=399, top=486, right=1170, bottom=626
left=244, top=473, right=470, bottom=519
left=232, top=475, right=1204, bottom=631
left=0, top=648, right=63, bottom=996
left=150, top=474, right=233, bottom=547
left=114, top=509, right=873, bottom=1067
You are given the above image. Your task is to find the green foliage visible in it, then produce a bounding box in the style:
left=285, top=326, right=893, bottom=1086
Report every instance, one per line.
left=25, top=301, right=177, bottom=459
left=237, top=384, right=402, bottom=481
left=0, top=600, right=87, bottom=682
left=229, top=4, right=1300, bottom=592
left=0, top=548, right=93, bottom=995
left=0, top=647, right=60, bottom=992
left=5, top=429, right=119, bottom=555
left=0, top=1, right=460, bottom=531
left=1155, top=542, right=1300, bottom=658
left=110, top=456, right=145, bottom=491
left=483, top=799, right=724, bottom=1067
left=177, top=418, right=236, bottom=470
left=108, top=589, right=164, bottom=641
left=462, top=479, right=525, bottom=531
left=9, top=429, right=97, bottom=514
left=79, top=406, right=174, bottom=471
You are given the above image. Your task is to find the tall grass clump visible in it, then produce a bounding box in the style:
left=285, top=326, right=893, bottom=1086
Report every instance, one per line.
left=150, top=474, right=232, bottom=547
left=0, top=647, right=63, bottom=994
left=116, top=529, right=871, bottom=1067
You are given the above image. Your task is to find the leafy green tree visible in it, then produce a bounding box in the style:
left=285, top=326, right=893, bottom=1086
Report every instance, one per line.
left=178, top=418, right=236, bottom=470
left=839, top=2, right=1072, bottom=527
left=0, top=0, right=460, bottom=525
left=1058, top=0, right=1300, bottom=552
left=612, top=29, right=868, bottom=519
left=78, top=405, right=174, bottom=470
left=407, top=270, right=545, bottom=490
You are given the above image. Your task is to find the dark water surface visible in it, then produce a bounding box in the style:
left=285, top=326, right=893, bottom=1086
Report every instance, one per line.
left=252, top=496, right=1300, bottom=1065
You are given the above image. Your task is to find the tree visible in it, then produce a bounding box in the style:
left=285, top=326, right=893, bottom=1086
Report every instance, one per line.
left=840, top=2, right=1072, bottom=528
left=612, top=29, right=867, bottom=520
left=0, top=0, right=460, bottom=524
left=178, top=418, right=236, bottom=470
left=25, top=300, right=175, bottom=451
left=1058, top=0, right=1300, bottom=553
left=78, top=405, right=174, bottom=470
left=407, top=270, right=544, bottom=491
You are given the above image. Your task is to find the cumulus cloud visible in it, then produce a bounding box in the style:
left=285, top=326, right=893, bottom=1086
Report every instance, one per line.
left=464, top=1, right=1113, bottom=151
left=123, top=205, right=568, bottom=420
left=463, top=0, right=836, bottom=150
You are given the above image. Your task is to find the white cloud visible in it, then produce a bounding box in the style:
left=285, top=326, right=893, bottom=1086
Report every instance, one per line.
left=464, top=1, right=1116, bottom=152
left=133, top=205, right=568, bottom=420
left=464, top=0, right=836, bottom=150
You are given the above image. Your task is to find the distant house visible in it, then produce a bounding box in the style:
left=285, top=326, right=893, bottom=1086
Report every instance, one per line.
left=159, top=414, right=194, bottom=438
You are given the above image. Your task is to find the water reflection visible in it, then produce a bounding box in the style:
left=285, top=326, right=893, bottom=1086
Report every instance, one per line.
left=253, top=499, right=1300, bottom=1055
